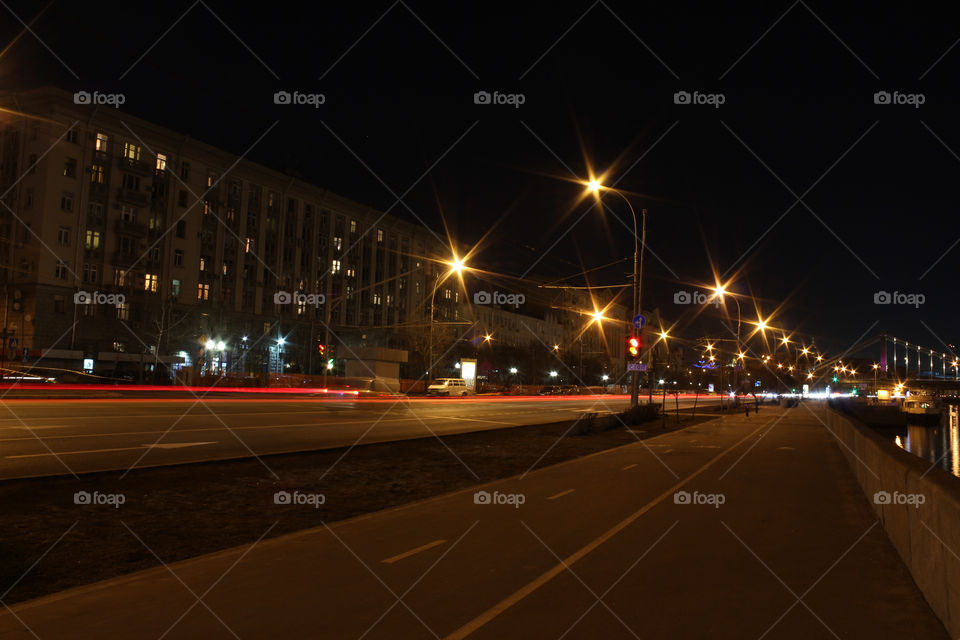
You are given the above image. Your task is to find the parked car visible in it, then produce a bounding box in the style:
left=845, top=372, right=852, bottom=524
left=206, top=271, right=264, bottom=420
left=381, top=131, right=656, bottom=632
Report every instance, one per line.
left=538, top=385, right=562, bottom=395
left=426, top=378, right=472, bottom=396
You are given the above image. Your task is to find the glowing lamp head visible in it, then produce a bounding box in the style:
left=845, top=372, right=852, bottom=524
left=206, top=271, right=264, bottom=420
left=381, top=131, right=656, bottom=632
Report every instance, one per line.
left=586, top=179, right=602, bottom=192
left=205, top=340, right=215, bottom=350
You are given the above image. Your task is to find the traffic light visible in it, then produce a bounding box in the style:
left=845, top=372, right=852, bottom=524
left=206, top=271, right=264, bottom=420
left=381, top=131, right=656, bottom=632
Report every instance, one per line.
left=326, top=358, right=334, bottom=370
left=627, top=336, right=640, bottom=357
left=317, top=343, right=325, bottom=355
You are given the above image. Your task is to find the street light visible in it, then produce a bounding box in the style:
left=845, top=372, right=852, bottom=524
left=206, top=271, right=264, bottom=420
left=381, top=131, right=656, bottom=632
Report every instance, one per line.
left=428, top=255, right=469, bottom=382
left=587, top=179, right=645, bottom=408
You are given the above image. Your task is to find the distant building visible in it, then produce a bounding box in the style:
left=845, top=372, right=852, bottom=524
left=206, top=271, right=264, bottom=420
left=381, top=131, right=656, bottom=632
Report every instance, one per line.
left=0, top=87, right=642, bottom=383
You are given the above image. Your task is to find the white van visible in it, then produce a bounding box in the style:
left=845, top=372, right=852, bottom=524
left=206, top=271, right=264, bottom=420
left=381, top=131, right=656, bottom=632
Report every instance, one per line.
left=426, top=378, right=472, bottom=396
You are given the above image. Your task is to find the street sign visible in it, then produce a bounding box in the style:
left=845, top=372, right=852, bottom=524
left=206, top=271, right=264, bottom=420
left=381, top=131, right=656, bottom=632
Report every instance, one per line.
left=627, top=362, right=647, bottom=372
left=632, top=314, right=646, bottom=330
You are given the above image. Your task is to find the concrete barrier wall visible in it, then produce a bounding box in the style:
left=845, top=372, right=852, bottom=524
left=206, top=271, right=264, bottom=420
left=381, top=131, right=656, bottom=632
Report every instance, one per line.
left=825, top=408, right=960, bottom=637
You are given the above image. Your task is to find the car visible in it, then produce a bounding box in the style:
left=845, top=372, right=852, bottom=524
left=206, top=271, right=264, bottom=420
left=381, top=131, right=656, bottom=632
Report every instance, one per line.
left=426, top=378, right=472, bottom=396
left=538, top=385, right=562, bottom=395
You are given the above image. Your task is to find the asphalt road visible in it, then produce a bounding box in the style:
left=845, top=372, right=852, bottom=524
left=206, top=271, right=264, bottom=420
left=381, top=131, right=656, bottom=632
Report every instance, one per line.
left=0, top=394, right=723, bottom=479
left=0, top=404, right=945, bottom=639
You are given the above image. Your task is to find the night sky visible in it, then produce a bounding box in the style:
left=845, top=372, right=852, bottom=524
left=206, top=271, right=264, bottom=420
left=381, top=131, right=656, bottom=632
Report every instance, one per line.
left=3, top=0, right=958, bottom=358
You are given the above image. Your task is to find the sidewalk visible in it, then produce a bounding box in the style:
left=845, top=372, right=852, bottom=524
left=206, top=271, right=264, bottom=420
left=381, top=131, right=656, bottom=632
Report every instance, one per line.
left=0, top=405, right=948, bottom=638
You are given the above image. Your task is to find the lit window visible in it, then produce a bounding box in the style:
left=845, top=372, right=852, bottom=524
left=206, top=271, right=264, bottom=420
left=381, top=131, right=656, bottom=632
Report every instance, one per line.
left=85, top=230, right=101, bottom=250
left=120, top=206, right=135, bottom=222
left=95, top=133, right=108, bottom=151
left=350, top=219, right=357, bottom=233
left=199, top=257, right=207, bottom=272
left=171, top=279, right=181, bottom=297
left=156, top=153, right=167, bottom=171
left=144, top=273, right=159, bottom=292
left=54, top=260, right=69, bottom=280
left=244, top=237, right=254, bottom=253
left=116, top=305, right=129, bottom=321
left=333, top=236, right=342, bottom=251
left=123, top=142, right=141, bottom=161
left=198, top=283, right=210, bottom=300
left=377, top=229, right=384, bottom=243
left=90, top=164, right=105, bottom=184
left=332, top=259, right=341, bottom=273
left=114, top=269, right=126, bottom=286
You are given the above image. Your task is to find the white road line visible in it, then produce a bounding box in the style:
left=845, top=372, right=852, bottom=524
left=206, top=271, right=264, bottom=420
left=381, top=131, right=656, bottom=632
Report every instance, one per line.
left=622, top=463, right=638, bottom=470
left=443, top=416, right=776, bottom=640
left=381, top=539, right=446, bottom=564
left=547, top=489, right=576, bottom=500
left=6, top=442, right=217, bottom=459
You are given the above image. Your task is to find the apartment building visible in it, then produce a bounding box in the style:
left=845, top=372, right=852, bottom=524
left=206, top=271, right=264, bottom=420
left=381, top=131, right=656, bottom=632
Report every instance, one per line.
left=0, top=87, right=449, bottom=379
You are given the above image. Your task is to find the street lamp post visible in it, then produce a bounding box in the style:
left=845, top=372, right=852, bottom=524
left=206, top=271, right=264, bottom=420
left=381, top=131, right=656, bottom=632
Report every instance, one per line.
left=428, top=257, right=466, bottom=383
left=588, top=180, right=644, bottom=408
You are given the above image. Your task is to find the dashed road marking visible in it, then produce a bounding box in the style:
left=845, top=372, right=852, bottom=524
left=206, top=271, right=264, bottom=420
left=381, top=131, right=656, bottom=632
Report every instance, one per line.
left=547, top=489, right=576, bottom=500
left=381, top=539, right=446, bottom=564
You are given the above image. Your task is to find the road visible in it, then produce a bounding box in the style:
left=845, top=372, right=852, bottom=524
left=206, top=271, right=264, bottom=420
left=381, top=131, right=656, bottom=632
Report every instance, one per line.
left=0, top=404, right=945, bottom=639
left=0, top=394, right=722, bottom=479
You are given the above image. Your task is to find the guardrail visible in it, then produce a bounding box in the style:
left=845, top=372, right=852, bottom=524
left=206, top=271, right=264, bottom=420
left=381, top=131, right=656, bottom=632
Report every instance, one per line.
left=825, top=407, right=960, bottom=637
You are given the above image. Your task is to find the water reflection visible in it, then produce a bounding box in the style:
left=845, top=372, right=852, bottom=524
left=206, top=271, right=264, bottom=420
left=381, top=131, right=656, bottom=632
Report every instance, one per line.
left=888, top=405, right=960, bottom=478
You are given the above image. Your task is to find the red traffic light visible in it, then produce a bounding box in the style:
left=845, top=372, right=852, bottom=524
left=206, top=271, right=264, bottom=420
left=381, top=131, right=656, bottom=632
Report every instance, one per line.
left=317, top=343, right=326, bottom=354
left=627, top=337, right=640, bottom=357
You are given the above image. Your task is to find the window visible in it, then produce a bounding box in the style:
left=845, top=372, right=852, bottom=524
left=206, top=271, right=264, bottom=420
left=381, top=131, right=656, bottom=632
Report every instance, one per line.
left=85, top=230, right=101, bottom=250
left=114, top=269, right=127, bottom=286
left=174, top=249, right=184, bottom=267
left=180, top=161, right=190, bottom=180
left=66, top=129, right=78, bottom=144
left=81, top=301, right=96, bottom=317
left=88, top=201, right=104, bottom=220
left=95, top=133, right=108, bottom=151
left=331, top=259, right=341, bottom=273
left=377, top=229, right=384, bottom=243
left=148, top=247, right=160, bottom=263
left=171, top=279, right=181, bottom=297
left=333, top=236, right=342, bottom=251
left=178, top=190, right=188, bottom=207
left=148, top=214, right=162, bottom=231
left=64, top=158, right=77, bottom=178
left=61, top=192, right=74, bottom=211
left=121, top=206, right=136, bottom=222
left=156, top=153, right=167, bottom=171
left=144, top=273, right=159, bottom=292
left=197, top=283, right=210, bottom=300
left=119, top=236, right=134, bottom=254
left=350, top=219, right=357, bottom=233
left=112, top=340, right=126, bottom=351
left=57, top=227, right=70, bottom=247
left=199, top=256, right=207, bottom=272
left=55, top=260, right=68, bottom=280
left=90, top=164, right=105, bottom=184
left=373, top=292, right=381, bottom=305
left=82, top=263, right=98, bottom=284
left=244, top=237, right=255, bottom=253
left=54, top=295, right=65, bottom=313
left=176, top=220, right=186, bottom=237
left=122, top=174, right=139, bottom=191
left=207, top=173, right=217, bottom=188
left=123, top=142, right=141, bottom=161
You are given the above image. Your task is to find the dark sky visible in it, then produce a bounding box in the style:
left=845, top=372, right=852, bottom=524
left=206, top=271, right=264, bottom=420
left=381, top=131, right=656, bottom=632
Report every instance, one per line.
left=2, top=0, right=958, bottom=359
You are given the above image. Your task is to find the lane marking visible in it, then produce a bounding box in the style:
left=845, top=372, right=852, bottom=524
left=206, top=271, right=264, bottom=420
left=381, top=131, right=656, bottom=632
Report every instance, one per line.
left=6, top=442, right=217, bottom=459
left=547, top=489, right=576, bottom=500
left=622, top=463, right=637, bottom=470
left=381, top=539, right=446, bottom=564
left=443, top=415, right=776, bottom=640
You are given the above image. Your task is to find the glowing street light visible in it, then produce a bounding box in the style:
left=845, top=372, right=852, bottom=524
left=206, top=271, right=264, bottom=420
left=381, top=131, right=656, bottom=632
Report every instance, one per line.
left=586, top=177, right=644, bottom=408
left=205, top=339, right=215, bottom=350
left=549, top=370, right=558, bottom=378
left=509, top=367, right=518, bottom=374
